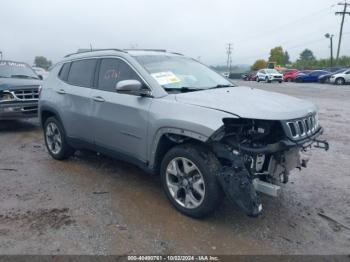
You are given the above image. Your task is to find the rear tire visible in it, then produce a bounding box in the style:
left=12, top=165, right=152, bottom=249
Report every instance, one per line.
left=335, top=77, right=345, bottom=85
left=44, top=117, right=75, bottom=160
left=160, top=144, right=223, bottom=218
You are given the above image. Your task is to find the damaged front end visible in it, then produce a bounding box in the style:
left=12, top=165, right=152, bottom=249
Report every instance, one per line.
left=209, top=115, right=329, bottom=217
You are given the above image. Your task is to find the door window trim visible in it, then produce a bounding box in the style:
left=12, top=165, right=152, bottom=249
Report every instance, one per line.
left=59, top=55, right=152, bottom=95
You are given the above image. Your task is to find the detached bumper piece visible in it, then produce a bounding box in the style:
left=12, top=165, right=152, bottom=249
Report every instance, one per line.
left=217, top=159, right=262, bottom=217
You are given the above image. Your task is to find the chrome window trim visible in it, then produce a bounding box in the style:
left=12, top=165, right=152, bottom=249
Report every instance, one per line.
left=56, top=55, right=153, bottom=96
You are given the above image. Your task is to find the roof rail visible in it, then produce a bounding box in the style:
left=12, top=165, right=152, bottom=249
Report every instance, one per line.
left=64, top=48, right=126, bottom=58
left=124, top=49, right=167, bottom=52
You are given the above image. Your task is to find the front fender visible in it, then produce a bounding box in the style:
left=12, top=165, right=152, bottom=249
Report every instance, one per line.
left=147, top=97, right=238, bottom=168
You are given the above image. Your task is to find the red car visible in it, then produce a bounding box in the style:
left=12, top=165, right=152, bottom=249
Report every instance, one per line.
left=283, top=69, right=299, bottom=82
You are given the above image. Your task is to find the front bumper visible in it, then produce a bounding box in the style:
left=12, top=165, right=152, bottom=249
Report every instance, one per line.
left=0, top=100, right=38, bottom=120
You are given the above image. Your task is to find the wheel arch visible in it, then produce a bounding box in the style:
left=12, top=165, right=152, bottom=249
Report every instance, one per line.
left=40, top=105, right=64, bottom=130
left=149, top=128, right=210, bottom=173
left=335, top=76, right=345, bottom=84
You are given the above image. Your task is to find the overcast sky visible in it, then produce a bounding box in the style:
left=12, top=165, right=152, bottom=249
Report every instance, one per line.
left=0, top=0, right=348, bottom=66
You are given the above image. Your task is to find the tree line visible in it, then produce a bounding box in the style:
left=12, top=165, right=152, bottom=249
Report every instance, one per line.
left=251, top=46, right=350, bottom=71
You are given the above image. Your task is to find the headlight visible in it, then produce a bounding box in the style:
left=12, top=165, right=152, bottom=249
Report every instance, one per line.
left=0, top=91, right=14, bottom=101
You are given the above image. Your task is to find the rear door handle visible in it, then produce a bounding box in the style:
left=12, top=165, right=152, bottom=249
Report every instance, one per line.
left=92, top=96, right=105, bottom=102
left=57, top=89, right=66, bottom=94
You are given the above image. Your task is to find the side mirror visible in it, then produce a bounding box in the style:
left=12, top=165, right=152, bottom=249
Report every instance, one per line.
left=116, top=80, right=151, bottom=96
left=38, top=75, right=43, bottom=80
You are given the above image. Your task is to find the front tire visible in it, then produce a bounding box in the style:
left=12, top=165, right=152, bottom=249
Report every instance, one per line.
left=160, top=144, right=223, bottom=218
left=335, top=77, right=345, bottom=85
left=44, top=117, right=74, bottom=160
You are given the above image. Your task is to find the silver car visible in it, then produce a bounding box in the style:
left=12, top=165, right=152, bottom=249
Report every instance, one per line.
left=39, top=49, right=328, bottom=218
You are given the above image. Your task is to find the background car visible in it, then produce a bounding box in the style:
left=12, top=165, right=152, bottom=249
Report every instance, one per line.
left=330, top=68, right=350, bottom=85
left=32, top=66, right=49, bottom=79
left=256, top=69, right=283, bottom=83
left=318, top=68, right=348, bottom=83
left=249, top=72, right=257, bottom=81
left=0, top=60, right=42, bottom=120
left=222, top=72, right=229, bottom=78
left=283, top=69, right=299, bottom=82
left=295, top=70, right=330, bottom=83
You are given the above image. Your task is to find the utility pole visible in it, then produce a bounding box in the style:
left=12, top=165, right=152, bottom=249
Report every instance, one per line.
left=335, top=1, right=350, bottom=64
left=226, top=43, right=233, bottom=75
left=325, top=33, right=334, bottom=67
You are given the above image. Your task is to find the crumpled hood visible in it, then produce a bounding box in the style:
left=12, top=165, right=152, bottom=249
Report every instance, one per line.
left=175, top=86, right=317, bottom=120
left=0, top=78, right=42, bottom=91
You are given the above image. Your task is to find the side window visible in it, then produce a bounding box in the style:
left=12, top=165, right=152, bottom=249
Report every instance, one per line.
left=58, top=62, right=71, bottom=81
left=67, top=59, right=96, bottom=87
left=97, top=58, right=143, bottom=92
left=97, top=58, right=120, bottom=92
left=118, top=60, right=142, bottom=82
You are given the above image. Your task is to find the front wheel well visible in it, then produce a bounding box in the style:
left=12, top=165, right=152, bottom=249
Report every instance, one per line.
left=41, top=110, right=57, bottom=127
left=153, top=134, right=208, bottom=174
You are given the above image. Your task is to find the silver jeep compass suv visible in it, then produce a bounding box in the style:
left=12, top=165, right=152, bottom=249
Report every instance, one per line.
left=39, top=49, right=328, bottom=218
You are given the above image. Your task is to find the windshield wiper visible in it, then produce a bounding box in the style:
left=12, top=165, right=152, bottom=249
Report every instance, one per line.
left=11, top=74, right=38, bottom=79
left=208, top=84, right=235, bottom=89
left=164, top=87, right=204, bottom=93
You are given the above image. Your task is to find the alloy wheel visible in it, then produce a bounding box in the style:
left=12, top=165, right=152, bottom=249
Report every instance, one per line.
left=165, top=157, right=205, bottom=209
left=45, top=122, right=62, bottom=155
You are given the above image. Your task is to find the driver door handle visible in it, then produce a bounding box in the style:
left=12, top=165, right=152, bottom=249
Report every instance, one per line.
left=92, top=96, right=105, bottom=102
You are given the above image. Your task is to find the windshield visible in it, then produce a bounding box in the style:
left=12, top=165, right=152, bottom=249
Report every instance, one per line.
left=265, top=69, right=279, bottom=74
left=0, top=61, right=39, bottom=79
left=134, top=55, right=233, bottom=92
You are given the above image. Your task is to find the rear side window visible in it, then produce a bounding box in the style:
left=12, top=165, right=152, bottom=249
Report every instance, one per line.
left=67, top=59, right=97, bottom=87
left=58, top=62, right=71, bottom=81
left=97, top=58, right=142, bottom=92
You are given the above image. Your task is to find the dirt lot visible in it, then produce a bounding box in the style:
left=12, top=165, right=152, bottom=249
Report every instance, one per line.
left=0, top=81, right=349, bottom=255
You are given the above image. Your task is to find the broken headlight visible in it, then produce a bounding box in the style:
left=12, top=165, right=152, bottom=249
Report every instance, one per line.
left=0, top=91, right=14, bottom=102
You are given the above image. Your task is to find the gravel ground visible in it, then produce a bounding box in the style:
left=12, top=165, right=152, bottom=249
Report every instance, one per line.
left=0, top=81, right=349, bottom=255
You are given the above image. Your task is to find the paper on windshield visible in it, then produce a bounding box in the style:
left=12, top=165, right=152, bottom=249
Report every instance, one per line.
left=151, top=71, right=180, bottom=85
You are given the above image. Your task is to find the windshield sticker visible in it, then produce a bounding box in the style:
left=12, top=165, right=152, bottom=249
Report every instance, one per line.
left=151, top=71, right=180, bottom=85
left=0, top=61, right=26, bottom=67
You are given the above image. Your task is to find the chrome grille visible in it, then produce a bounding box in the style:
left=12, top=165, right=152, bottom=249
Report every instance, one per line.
left=286, top=114, right=318, bottom=139
left=13, top=88, right=39, bottom=100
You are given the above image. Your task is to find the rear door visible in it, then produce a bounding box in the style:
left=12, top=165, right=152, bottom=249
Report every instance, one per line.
left=57, top=59, right=96, bottom=143
left=90, top=57, right=152, bottom=162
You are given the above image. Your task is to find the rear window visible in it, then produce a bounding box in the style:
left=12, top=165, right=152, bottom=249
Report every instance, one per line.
left=67, top=59, right=97, bottom=87
left=58, top=63, right=71, bottom=81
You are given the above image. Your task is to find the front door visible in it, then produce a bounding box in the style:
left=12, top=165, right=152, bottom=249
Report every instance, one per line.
left=90, top=58, right=152, bottom=162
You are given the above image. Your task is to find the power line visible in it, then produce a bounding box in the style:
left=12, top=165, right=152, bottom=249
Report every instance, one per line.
left=335, top=1, right=350, bottom=63
left=240, top=4, right=336, bottom=42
